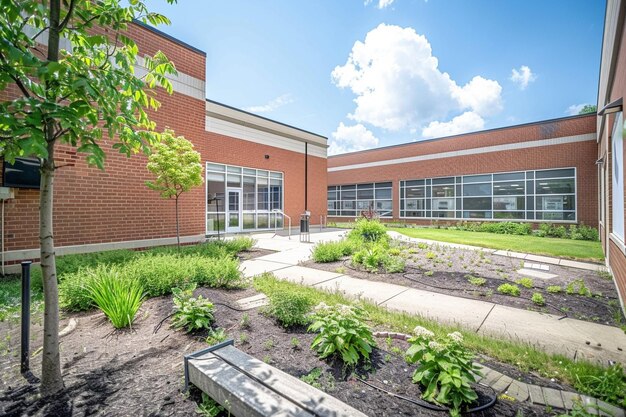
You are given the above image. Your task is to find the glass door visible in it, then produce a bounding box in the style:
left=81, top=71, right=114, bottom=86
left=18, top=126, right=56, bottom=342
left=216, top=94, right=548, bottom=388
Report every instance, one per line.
left=226, top=189, right=242, bottom=233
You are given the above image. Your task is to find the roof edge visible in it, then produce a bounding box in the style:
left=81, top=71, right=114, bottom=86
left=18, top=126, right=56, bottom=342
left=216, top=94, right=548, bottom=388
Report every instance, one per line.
left=329, top=113, right=596, bottom=159
left=132, top=20, right=207, bottom=56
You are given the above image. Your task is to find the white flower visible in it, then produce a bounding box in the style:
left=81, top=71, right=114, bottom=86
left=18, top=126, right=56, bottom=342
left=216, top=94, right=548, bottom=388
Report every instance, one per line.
left=314, top=302, right=330, bottom=312
left=428, top=341, right=443, bottom=352
left=447, top=332, right=463, bottom=343
left=413, top=326, right=434, bottom=339
left=338, top=304, right=353, bottom=315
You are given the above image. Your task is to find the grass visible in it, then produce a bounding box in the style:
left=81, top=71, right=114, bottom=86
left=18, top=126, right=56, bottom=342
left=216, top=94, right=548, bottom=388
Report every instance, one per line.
left=389, top=227, right=603, bottom=261
left=0, top=276, right=43, bottom=322
left=253, top=273, right=618, bottom=404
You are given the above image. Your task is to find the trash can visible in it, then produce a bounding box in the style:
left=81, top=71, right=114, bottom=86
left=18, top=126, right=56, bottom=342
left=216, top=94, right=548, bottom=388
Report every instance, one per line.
left=300, top=211, right=311, bottom=242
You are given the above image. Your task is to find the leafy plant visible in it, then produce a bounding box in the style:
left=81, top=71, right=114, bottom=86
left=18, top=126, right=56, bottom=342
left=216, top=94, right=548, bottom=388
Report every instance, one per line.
left=574, top=363, right=626, bottom=408
left=566, top=279, right=592, bottom=297
left=196, top=393, right=225, bottom=417
left=382, top=255, right=406, bottom=273
left=424, top=270, right=434, bottom=277
left=170, top=284, right=214, bottom=333
left=531, top=293, right=545, bottom=306
left=264, top=287, right=314, bottom=327
left=426, top=251, right=437, bottom=260
left=406, top=327, right=481, bottom=417
left=239, top=313, right=251, bottom=329
left=465, top=275, right=486, bottom=286
left=291, top=337, right=301, bottom=350
left=348, top=218, right=388, bottom=242
left=206, top=328, right=228, bottom=345
left=312, top=240, right=355, bottom=263
left=517, top=278, right=534, bottom=289
left=547, top=286, right=562, bottom=294
left=86, top=266, right=144, bottom=329
left=417, top=242, right=429, bottom=250
left=497, top=283, right=521, bottom=297
left=308, top=303, right=376, bottom=367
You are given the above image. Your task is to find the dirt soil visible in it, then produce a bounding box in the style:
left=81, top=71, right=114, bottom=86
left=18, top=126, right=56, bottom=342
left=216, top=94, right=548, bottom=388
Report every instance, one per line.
left=303, top=240, right=625, bottom=327
left=1, top=282, right=567, bottom=417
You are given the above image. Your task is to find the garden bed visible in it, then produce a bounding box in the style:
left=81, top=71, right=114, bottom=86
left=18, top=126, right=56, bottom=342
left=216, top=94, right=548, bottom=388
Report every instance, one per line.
left=305, top=240, right=624, bottom=328
left=1, top=286, right=569, bottom=416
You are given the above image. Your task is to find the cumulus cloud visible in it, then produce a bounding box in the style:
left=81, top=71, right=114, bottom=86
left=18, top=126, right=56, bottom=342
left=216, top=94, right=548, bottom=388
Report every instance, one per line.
left=244, top=94, right=293, bottom=113
left=331, top=24, right=502, bottom=137
left=422, top=111, right=485, bottom=138
left=364, top=0, right=395, bottom=9
left=510, top=65, right=536, bottom=90
left=328, top=122, right=379, bottom=155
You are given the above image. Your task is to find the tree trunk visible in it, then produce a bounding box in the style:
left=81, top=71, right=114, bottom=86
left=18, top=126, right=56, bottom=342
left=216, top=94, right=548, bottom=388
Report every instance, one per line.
left=175, top=195, right=180, bottom=248
left=40, top=0, right=64, bottom=397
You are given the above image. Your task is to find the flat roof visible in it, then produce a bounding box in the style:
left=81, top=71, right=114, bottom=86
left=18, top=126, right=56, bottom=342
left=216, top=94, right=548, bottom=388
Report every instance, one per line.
left=329, top=112, right=596, bottom=158
left=206, top=99, right=328, bottom=147
left=132, top=20, right=207, bottom=56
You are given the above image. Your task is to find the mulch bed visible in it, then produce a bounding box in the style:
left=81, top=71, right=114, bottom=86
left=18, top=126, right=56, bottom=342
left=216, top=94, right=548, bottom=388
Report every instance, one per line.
left=303, top=241, right=624, bottom=327
left=1, top=285, right=563, bottom=416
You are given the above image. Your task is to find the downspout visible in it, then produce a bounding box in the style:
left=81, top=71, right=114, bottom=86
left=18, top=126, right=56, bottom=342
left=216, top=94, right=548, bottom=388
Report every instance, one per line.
left=305, top=142, right=308, bottom=211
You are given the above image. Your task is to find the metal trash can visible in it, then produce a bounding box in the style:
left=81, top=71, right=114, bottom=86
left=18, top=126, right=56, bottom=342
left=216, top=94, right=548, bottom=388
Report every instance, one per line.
left=300, top=211, right=311, bottom=242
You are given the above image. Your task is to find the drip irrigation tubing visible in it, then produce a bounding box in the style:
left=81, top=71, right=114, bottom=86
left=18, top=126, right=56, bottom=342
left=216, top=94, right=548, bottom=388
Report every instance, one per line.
left=354, top=376, right=497, bottom=414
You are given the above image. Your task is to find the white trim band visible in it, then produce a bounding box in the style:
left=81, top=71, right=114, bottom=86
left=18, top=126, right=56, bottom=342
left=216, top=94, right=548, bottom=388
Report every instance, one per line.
left=329, top=133, right=596, bottom=172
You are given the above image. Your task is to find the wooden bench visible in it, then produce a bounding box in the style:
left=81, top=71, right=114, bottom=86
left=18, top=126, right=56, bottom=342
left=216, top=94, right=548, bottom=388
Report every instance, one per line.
left=184, top=340, right=367, bottom=417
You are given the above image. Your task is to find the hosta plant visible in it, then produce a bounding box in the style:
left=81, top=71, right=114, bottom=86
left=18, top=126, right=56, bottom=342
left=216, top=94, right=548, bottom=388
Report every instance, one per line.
left=170, top=284, right=215, bottom=333
left=406, top=326, right=481, bottom=417
left=308, top=303, right=376, bottom=367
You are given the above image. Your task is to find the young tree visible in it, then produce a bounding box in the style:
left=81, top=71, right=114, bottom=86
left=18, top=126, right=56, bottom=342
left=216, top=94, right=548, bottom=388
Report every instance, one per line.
left=0, top=0, right=177, bottom=396
left=579, top=104, right=597, bottom=114
left=146, top=129, right=203, bottom=247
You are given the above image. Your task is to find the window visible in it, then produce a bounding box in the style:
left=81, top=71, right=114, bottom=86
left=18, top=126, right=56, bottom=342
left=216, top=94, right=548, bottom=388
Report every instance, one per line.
left=400, top=168, right=577, bottom=222
left=612, top=112, right=625, bottom=242
left=327, top=182, right=393, bottom=217
left=206, top=162, right=283, bottom=234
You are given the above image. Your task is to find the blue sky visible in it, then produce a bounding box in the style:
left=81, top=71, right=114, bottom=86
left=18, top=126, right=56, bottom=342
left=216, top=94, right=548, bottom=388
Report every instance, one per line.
left=146, top=0, right=605, bottom=154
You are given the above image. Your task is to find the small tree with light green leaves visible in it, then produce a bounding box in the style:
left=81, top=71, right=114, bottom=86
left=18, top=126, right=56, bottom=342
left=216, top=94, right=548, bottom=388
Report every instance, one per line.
left=146, top=129, right=203, bottom=247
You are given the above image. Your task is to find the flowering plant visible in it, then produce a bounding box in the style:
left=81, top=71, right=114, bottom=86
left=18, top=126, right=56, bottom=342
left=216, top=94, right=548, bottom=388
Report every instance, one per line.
left=406, top=327, right=481, bottom=417
left=308, top=303, right=376, bottom=367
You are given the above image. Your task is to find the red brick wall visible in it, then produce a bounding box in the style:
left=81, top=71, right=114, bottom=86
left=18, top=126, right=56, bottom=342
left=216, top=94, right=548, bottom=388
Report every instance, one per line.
left=328, top=115, right=597, bottom=225
left=0, top=22, right=327, bottom=256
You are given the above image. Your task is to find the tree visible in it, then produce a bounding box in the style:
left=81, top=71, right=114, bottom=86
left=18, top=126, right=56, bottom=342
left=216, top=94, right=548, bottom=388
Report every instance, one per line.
left=0, top=0, right=176, bottom=396
left=146, top=129, right=203, bottom=247
left=579, top=104, right=597, bottom=115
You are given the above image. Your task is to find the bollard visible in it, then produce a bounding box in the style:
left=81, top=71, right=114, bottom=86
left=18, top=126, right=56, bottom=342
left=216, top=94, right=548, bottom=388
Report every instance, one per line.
left=21, top=261, right=32, bottom=374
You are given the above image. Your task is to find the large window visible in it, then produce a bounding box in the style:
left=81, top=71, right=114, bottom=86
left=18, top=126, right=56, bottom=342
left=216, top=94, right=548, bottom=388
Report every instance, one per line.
left=400, top=168, right=576, bottom=222
left=206, top=162, right=283, bottom=234
left=612, top=112, right=624, bottom=242
left=327, top=182, right=392, bottom=217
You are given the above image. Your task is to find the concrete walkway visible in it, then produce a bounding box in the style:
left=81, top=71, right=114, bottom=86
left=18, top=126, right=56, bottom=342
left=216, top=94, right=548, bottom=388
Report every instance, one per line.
left=241, top=231, right=625, bottom=366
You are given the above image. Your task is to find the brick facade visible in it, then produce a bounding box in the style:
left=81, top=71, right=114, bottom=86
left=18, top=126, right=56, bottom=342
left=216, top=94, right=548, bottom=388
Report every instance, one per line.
left=0, top=22, right=327, bottom=267
left=328, top=114, right=598, bottom=226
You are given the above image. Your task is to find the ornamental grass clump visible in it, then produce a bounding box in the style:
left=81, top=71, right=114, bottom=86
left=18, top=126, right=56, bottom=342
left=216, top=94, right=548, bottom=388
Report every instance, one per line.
left=86, top=265, right=144, bottom=329
left=308, top=303, right=376, bottom=367
left=406, top=326, right=481, bottom=417
left=170, top=284, right=215, bottom=333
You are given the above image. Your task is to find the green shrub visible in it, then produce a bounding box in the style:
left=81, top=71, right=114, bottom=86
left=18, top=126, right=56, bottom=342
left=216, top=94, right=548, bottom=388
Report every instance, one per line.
left=565, top=279, right=592, bottom=297
left=417, top=242, right=429, bottom=250
left=170, top=284, right=215, bottom=333
left=531, top=292, right=545, bottom=306
left=309, top=303, right=375, bottom=367
left=497, top=283, right=520, bottom=297
left=265, top=288, right=314, bottom=327
left=348, top=218, right=388, bottom=243
left=455, top=221, right=531, bottom=236
left=466, top=275, right=486, bottom=286
left=547, top=285, right=562, bottom=294
left=425, top=251, right=437, bottom=260
left=517, top=277, right=534, bottom=289
left=86, top=265, right=144, bottom=329
left=569, top=225, right=600, bottom=242
left=536, top=223, right=568, bottom=238
left=312, top=240, right=354, bottom=263
left=406, top=327, right=481, bottom=417
left=351, top=242, right=389, bottom=272
left=382, top=255, right=406, bottom=273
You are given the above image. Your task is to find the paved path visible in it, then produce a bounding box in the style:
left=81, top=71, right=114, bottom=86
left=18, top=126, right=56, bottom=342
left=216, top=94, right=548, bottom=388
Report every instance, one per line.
left=241, top=231, right=626, bottom=366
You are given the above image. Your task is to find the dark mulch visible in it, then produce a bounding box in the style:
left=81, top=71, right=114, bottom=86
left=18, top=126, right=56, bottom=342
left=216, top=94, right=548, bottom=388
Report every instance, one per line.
left=0, top=287, right=561, bottom=417
left=303, top=241, right=624, bottom=327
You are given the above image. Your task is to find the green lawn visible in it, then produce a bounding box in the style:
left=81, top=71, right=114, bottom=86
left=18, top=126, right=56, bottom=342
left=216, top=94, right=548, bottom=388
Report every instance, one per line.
left=389, top=227, right=604, bottom=261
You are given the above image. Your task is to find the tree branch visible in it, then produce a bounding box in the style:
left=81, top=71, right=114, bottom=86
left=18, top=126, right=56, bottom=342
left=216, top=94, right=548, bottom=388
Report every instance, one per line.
left=58, top=0, right=76, bottom=31
left=30, top=26, right=51, bottom=41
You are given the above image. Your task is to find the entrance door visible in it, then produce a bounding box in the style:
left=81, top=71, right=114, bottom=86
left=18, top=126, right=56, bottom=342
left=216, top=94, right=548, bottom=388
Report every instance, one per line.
left=226, top=189, right=242, bottom=233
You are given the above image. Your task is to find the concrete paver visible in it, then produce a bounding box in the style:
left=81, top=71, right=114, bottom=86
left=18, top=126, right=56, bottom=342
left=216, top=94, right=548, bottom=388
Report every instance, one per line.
left=597, top=400, right=625, bottom=417
left=525, top=254, right=561, bottom=265
left=528, top=384, right=546, bottom=406
left=378, top=288, right=495, bottom=330
left=506, top=380, right=529, bottom=402
left=559, top=259, right=606, bottom=271
left=581, top=395, right=599, bottom=416
left=314, top=276, right=409, bottom=305
left=516, top=268, right=558, bottom=279
left=272, top=265, right=344, bottom=286
left=259, top=247, right=313, bottom=265
left=542, top=387, right=565, bottom=410
left=491, top=374, right=514, bottom=393
left=239, top=259, right=291, bottom=278
left=560, top=391, right=581, bottom=410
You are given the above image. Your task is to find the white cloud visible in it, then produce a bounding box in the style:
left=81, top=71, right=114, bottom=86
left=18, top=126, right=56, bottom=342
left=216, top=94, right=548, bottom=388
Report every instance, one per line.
left=565, top=103, right=597, bottom=116
left=364, top=0, right=395, bottom=9
left=510, top=65, right=536, bottom=90
left=422, top=111, right=485, bottom=139
left=328, top=122, right=379, bottom=155
left=331, top=24, right=502, bottom=134
left=244, top=94, right=293, bottom=113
